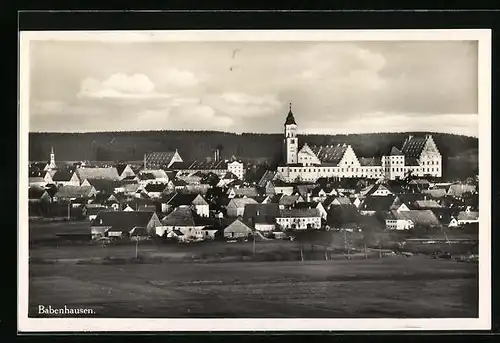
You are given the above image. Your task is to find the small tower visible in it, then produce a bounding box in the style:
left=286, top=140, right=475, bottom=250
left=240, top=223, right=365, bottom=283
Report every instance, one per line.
left=284, top=103, right=298, bottom=164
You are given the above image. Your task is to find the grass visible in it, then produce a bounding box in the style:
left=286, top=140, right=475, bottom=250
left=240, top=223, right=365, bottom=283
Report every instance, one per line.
left=28, top=255, right=478, bottom=318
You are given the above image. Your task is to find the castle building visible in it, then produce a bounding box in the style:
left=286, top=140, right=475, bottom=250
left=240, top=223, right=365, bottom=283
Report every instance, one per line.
left=276, top=106, right=442, bottom=182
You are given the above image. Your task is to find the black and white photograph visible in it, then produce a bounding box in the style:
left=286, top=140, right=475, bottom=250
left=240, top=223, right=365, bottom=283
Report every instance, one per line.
left=18, top=29, right=491, bottom=332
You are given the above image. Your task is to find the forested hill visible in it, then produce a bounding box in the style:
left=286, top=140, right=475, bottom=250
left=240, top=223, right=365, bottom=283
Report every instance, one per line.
left=29, top=130, right=478, bottom=178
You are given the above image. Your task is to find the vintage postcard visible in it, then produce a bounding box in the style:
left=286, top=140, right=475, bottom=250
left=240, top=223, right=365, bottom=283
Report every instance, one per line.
left=18, top=29, right=491, bottom=332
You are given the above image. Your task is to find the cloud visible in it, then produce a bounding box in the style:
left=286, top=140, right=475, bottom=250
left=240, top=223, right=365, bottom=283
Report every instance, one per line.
left=77, top=73, right=174, bottom=99
left=156, top=68, right=204, bottom=88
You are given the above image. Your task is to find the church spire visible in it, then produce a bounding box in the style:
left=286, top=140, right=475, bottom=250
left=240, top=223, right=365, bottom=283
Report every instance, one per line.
left=284, top=102, right=297, bottom=126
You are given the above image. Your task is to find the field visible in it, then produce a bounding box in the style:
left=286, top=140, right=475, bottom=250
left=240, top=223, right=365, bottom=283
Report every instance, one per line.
left=27, top=220, right=479, bottom=318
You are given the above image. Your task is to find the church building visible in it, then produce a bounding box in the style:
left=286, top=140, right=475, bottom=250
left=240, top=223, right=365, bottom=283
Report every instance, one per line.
left=276, top=105, right=442, bottom=182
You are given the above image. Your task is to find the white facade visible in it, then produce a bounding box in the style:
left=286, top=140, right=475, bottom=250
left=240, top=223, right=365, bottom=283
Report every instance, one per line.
left=276, top=216, right=321, bottom=230
left=279, top=108, right=442, bottom=182
left=386, top=218, right=414, bottom=231
left=227, top=161, right=245, bottom=180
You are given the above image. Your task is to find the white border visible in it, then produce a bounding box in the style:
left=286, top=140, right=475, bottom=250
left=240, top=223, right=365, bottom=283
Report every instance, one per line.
left=18, top=29, right=491, bottom=332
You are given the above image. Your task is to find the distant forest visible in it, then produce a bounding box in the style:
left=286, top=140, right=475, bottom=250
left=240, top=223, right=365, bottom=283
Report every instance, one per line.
left=29, top=130, right=479, bottom=180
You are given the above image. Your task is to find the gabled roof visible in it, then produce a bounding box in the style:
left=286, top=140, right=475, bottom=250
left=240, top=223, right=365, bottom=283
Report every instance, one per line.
left=54, top=185, right=94, bottom=199
left=115, top=164, right=128, bottom=176
left=224, top=219, right=253, bottom=233
left=388, top=209, right=440, bottom=226
left=278, top=208, right=320, bottom=218
left=401, top=136, right=427, bottom=158
left=309, top=144, right=347, bottom=165
left=278, top=194, right=302, bottom=206
left=251, top=195, right=270, bottom=204
left=91, top=211, right=156, bottom=231
left=52, top=169, right=74, bottom=182
left=293, top=202, right=321, bottom=210
left=161, top=206, right=207, bottom=227
left=144, top=151, right=177, bottom=168
left=86, top=179, right=121, bottom=194
left=76, top=167, right=120, bottom=181
left=364, top=183, right=393, bottom=197
left=222, top=171, right=238, bottom=180
left=171, top=160, right=228, bottom=170
left=422, top=188, right=447, bottom=199
left=414, top=199, right=442, bottom=209
left=144, top=183, right=168, bottom=193
left=447, top=184, right=477, bottom=197
left=294, top=184, right=316, bottom=197
left=163, top=193, right=208, bottom=207
left=331, top=196, right=352, bottom=206
left=232, top=187, right=259, bottom=198
left=227, top=197, right=258, bottom=208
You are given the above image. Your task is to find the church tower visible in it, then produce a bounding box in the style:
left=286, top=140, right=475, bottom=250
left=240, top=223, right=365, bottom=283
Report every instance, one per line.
left=46, top=146, right=58, bottom=170
left=284, top=103, right=298, bottom=165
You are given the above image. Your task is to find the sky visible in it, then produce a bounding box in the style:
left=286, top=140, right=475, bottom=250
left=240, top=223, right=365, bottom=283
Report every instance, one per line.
left=28, top=38, right=479, bottom=137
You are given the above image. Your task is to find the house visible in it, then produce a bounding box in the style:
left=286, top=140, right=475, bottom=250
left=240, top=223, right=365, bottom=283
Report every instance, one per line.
left=144, top=183, right=168, bottom=199
left=413, top=199, right=442, bottom=210
left=447, top=184, right=477, bottom=198
left=165, top=229, right=186, bottom=242
left=157, top=206, right=209, bottom=241
left=272, top=180, right=295, bottom=195
left=180, top=184, right=211, bottom=195
left=201, top=226, right=219, bottom=240
left=144, top=150, right=183, bottom=169
left=243, top=203, right=280, bottom=234
left=90, top=210, right=161, bottom=239
left=227, top=186, right=260, bottom=199
left=176, top=171, right=204, bottom=185
left=226, top=197, right=258, bottom=217
left=350, top=195, right=363, bottom=209
left=84, top=179, right=123, bottom=195
left=75, top=167, right=121, bottom=185
left=278, top=194, right=304, bottom=209
left=224, top=218, right=254, bottom=239
left=294, top=184, right=316, bottom=198
left=386, top=210, right=440, bottom=230
left=52, top=185, right=98, bottom=202
left=116, top=163, right=136, bottom=180
left=217, top=171, right=238, bottom=187
left=258, top=170, right=277, bottom=188
left=250, top=195, right=271, bottom=204
left=161, top=193, right=210, bottom=217
left=43, top=171, right=54, bottom=185
left=421, top=188, right=447, bottom=199
left=276, top=208, right=321, bottom=230
left=325, top=196, right=352, bottom=209
left=51, top=169, right=80, bottom=186
left=363, top=183, right=394, bottom=197
left=227, top=160, right=245, bottom=180
left=293, top=201, right=327, bottom=220
left=455, top=209, right=479, bottom=225
left=409, top=179, right=431, bottom=192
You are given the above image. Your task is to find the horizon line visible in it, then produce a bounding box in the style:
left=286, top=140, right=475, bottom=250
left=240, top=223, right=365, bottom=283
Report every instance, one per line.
left=28, top=129, right=478, bottom=139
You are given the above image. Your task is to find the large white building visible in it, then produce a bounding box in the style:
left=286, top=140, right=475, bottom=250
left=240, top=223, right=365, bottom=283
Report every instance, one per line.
left=277, top=106, right=442, bottom=182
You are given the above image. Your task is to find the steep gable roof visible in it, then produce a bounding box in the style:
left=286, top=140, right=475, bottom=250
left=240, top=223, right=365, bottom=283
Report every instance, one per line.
left=309, top=144, right=347, bottom=165
left=54, top=185, right=94, bottom=199
left=161, top=206, right=207, bottom=227
left=228, top=197, right=258, bottom=208
left=224, top=218, right=254, bottom=233
left=28, top=186, right=48, bottom=200
left=86, top=179, right=121, bottom=194
left=401, top=136, right=427, bottom=158
left=233, top=187, right=259, bottom=198
left=361, top=195, right=397, bottom=212
left=258, top=170, right=277, bottom=188
left=279, top=194, right=303, bottom=206
left=52, top=169, right=75, bottom=182
left=144, top=151, right=177, bottom=169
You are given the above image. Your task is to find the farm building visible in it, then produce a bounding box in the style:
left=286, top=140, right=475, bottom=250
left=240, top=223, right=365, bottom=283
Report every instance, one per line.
left=224, top=218, right=253, bottom=239
left=157, top=206, right=210, bottom=241
left=90, top=210, right=161, bottom=239
left=276, top=208, right=321, bottom=230
left=226, top=197, right=258, bottom=217
left=161, top=193, right=210, bottom=217
left=385, top=210, right=441, bottom=230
